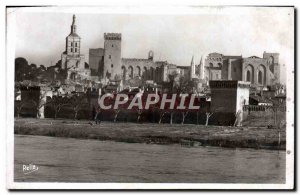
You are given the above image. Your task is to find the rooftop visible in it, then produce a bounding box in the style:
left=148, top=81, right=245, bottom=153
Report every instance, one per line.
left=68, top=32, right=80, bottom=38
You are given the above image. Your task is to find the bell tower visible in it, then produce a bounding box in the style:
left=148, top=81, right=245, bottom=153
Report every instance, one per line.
left=65, top=14, right=81, bottom=57
left=61, top=14, right=89, bottom=81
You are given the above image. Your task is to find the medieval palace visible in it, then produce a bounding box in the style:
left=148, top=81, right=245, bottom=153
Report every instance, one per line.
left=61, top=15, right=281, bottom=89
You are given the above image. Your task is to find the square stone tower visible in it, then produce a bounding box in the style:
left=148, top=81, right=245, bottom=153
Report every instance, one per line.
left=209, top=80, right=250, bottom=125
left=104, top=33, right=122, bottom=81
left=263, top=51, right=280, bottom=84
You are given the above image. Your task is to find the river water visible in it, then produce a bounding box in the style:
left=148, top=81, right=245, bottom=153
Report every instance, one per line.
left=14, top=135, right=285, bottom=183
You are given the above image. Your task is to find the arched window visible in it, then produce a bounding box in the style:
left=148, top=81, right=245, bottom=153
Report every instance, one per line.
left=136, top=66, right=141, bottom=76
left=246, top=70, right=251, bottom=82
left=128, top=66, right=133, bottom=78
left=268, top=56, right=275, bottom=73
left=268, top=56, right=274, bottom=65
left=143, top=67, right=148, bottom=80
left=258, top=64, right=266, bottom=85
left=245, top=64, right=254, bottom=84
left=258, top=71, right=263, bottom=84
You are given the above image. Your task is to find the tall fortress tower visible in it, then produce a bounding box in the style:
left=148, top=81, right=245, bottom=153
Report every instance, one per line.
left=103, top=33, right=122, bottom=80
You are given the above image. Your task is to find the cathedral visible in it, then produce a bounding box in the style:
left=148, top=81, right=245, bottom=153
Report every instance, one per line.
left=203, top=52, right=281, bottom=88
left=61, top=15, right=90, bottom=81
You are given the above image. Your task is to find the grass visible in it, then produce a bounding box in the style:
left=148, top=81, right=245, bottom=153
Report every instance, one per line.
left=14, top=118, right=286, bottom=150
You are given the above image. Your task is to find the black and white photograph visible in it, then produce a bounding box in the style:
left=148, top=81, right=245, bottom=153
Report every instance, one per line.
left=5, top=5, right=294, bottom=190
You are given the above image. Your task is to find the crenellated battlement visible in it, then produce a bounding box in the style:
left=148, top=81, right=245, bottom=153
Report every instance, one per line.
left=122, top=58, right=151, bottom=62
left=210, top=80, right=251, bottom=89
left=104, top=33, right=122, bottom=40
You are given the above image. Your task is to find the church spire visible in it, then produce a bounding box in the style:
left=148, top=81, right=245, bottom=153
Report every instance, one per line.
left=199, top=56, right=203, bottom=79
left=71, top=14, right=77, bottom=34
left=190, top=55, right=195, bottom=80
left=72, top=14, right=76, bottom=25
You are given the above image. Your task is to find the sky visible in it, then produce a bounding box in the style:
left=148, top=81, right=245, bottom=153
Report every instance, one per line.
left=10, top=6, right=293, bottom=83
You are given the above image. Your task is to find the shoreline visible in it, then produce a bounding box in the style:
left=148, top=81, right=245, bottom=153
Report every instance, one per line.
left=14, top=118, right=286, bottom=150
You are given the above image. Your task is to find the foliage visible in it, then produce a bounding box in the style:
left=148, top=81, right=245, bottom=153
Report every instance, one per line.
left=15, top=57, right=68, bottom=83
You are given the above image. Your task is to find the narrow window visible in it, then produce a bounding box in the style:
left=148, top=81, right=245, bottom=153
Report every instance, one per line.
left=109, top=55, right=111, bottom=59
left=111, top=64, right=113, bottom=68
left=112, top=44, right=114, bottom=47
left=75, top=48, right=77, bottom=52
left=258, top=71, right=263, bottom=84
left=246, top=70, right=251, bottom=82
left=71, top=48, right=73, bottom=52
left=71, top=42, right=73, bottom=46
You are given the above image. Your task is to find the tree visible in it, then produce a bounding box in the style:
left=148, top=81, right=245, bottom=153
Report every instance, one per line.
left=136, top=109, right=143, bottom=123
left=15, top=100, right=24, bottom=118
left=47, top=96, right=68, bottom=119
left=177, top=94, right=192, bottom=125
left=167, top=71, right=178, bottom=93
left=158, top=109, right=167, bottom=124
left=205, top=106, right=216, bottom=126
left=31, top=91, right=48, bottom=119
left=177, top=76, right=190, bottom=93
left=132, top=95, right=146, bottom=123
left=205, top=107, right=220, bottom=126
left=68, top=94, right=87, bottom=120
left=113, top=109, right=120, bottom=122
left=169, top=110, right=174, bottom=125
left=205, top=112, right=213, bottom=126
left=39, top=65, right=46, bottom=71
left=181, top=109, right=189, bottom=125
left=30, top=63, right=37, bottom=70
left=157, top=94, right=176, bottom=125
left=15, top=57, right=29, bottom=81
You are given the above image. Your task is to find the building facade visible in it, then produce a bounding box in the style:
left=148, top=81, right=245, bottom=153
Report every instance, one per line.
left=204, top=52, right=280, bottom=87
left=209, top=80, right=250, bottom=125
left=89, top=33, right=191, bottom=84
left=62, top=15, right=281, bottom=89
left=89, top=48, right=104, bottom=76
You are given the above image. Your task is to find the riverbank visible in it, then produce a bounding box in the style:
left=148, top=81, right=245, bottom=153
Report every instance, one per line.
left=14, top=118, right=286, bottom=150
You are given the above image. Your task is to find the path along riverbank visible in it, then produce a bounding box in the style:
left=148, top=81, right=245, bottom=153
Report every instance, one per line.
left=14, top=118, right=286, bottom=150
